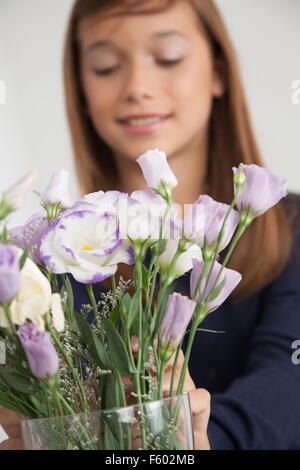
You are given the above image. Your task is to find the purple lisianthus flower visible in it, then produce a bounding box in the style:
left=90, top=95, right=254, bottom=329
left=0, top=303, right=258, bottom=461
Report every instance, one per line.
left=184, top=195, right=239, bottom=255
left=159, top=293, right=196, bottom=360
left=137, top=149, right=178, bottom=198
left=0, top=244, right=20, bottom=303
left=190, top=258, right=242, bottom=313
left=17, top=323, right=59, bottom=380
left=233, top=164, right=288, bottom=223
left=10, top=214, right=49, bottom=265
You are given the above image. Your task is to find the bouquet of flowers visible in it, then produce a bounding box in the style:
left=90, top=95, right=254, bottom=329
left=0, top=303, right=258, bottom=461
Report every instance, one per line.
left=0, top=149, right=287, bottom=450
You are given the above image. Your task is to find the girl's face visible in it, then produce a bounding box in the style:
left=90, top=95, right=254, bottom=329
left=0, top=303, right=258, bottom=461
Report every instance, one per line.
left=78, top=0, right=224, bottom=164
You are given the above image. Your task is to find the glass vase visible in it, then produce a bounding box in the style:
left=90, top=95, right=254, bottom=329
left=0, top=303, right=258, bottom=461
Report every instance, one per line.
left=21, top=392, right=194, bottom=450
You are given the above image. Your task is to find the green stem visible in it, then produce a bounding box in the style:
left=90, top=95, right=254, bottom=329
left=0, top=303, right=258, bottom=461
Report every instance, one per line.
left=51, top=274, right=60, bottom=294
left=48, top=325, right=88, bottom=413
left=111, top=274, right=117, bottom=303
left=146, top=203, right=172, bottom=333
left=200, top=188, right=243, bottom=304
left=206, top=223, right=247, bottom=300
left=86, top=284, right=98, bottom=321
left=191, top=260, right=210, bottom=301
left=151, top=246, right=184, bottom=339
left=176, top=304, right=204, bottom=397
left=2, top=304, right=17, bottom=337
left=158, top=360, right=167, bottom=400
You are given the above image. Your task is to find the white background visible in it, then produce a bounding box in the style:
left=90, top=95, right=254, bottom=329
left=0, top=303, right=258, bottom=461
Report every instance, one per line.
left=0, top=0, right=299, bottom=446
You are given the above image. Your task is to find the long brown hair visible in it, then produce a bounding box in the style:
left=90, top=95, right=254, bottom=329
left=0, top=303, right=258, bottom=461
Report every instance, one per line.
left=63, top=0, right=292, bottom=300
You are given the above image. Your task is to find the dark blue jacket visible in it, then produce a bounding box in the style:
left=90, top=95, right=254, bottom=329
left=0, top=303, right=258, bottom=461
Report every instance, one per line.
left=70, top=194, right=300, bottom=450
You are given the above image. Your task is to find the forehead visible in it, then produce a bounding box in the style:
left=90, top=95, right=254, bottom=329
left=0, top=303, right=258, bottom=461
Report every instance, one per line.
left=77, top=1, right=201, bottom=50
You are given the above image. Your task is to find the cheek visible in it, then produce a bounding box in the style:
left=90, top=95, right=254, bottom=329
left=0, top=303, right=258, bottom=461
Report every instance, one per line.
left=82, top=75, right=118, bottom=125
left=170, top=61, right=215, bottom=123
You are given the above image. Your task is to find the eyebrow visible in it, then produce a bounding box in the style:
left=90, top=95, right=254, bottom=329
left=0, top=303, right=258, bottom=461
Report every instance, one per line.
left=86, top=31, right=188, bottom=53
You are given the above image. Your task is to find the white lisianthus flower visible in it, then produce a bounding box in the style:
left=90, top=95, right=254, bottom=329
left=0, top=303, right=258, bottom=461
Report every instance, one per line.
left=158, top=239, right=203, bottom=282
left=41, top=169, right=72, bottom=211
left=128, top=190, right=180, bottom=243
left=40, top=198, right=134, bottom=284
left=0, top=251, right=64, bottom=332
left=0, top=171, right=37, bottom=220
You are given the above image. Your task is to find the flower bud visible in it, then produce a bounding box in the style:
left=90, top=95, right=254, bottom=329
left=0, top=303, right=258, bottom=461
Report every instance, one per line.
left=233, top=164, right=287, bottom=225
left=17, top=322, right=59, bottom=380
left=190, top=259, right=242, bottom=313
left=41, top=169, right=72, bottom=214
left=159, top=293, right=196, bottom=361
left=233, top=163, right=247, bottom=189
left=0, top=171, right=37, bottom=219
left=137, top=149, right=177, bottom=202
left=0, top=244, right=20, bottom=303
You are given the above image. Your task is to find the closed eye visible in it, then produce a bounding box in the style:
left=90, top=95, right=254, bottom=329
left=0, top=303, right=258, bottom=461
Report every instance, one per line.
left=92, top=65, right=121, bottom=76
left=92, top=58, right=183, bottom=76
left=156, top=58, right=183, bottom=67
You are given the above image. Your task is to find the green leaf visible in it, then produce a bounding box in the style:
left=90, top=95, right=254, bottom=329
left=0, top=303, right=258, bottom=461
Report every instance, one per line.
left=102, top=316, right=133, bottom=377
left=0, top=391, right=29, bottom=415
left=102, top=421, right=120, bottom=450
left=127, top=289, right=141, bottom=330
left=29, top=395, right=48, bottom=416
left=100, top=373, right=115, bottom=410
left=0, top=366, right=35, bottom=394
left=120, top=293, right=131, bottom=316
left=19, top=246, right=28, bottom=270
left=109, top=304, right=121, bottom=327
left=157, top=238, right=167, bottom=256
left=142, top=264, right=149, bottom=291
left=63, top=275, right=74, bottom=315
left=205, top=276, right=226, bottom=304
left=74, top=312, right=111, bottom=370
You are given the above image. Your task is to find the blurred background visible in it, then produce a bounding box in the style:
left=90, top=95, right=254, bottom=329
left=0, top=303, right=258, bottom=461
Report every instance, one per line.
left=0, top=0, right=299, bottom=228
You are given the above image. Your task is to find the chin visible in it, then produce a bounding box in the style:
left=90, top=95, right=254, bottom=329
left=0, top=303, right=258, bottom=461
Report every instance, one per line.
left=126, top=140, right=173, bottom=159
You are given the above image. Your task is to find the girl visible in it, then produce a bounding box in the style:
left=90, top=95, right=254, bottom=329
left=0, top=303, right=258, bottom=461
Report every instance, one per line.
left=1, top=0, right=300, bottom=450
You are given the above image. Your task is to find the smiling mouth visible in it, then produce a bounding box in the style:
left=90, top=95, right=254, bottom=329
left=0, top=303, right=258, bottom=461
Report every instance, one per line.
left=117, top=114, right=172, bottom=133
left=119, top=115, right=170, bottom=126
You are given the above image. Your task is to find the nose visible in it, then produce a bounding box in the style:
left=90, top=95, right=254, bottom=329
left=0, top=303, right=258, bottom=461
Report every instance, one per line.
left=122, top=59, right=155, bottom=103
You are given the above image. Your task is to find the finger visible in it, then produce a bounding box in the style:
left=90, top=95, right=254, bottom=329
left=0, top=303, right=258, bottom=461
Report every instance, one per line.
left=130, top=335, right=139, bottom=354
left=161, top=369, right=195, bottom=396
left=3, top=424, right=22, bottom=439
left=0, top=437, right=24, bottom=450
left=0, top=408, right=22, bottom=434
left=189, top=388, right=211, bottom=436
left=165, top=349, right=185, bottom=370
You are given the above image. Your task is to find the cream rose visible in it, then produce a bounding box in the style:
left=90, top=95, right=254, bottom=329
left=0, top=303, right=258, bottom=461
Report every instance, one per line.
left=0, top=251, right=64, bottom=332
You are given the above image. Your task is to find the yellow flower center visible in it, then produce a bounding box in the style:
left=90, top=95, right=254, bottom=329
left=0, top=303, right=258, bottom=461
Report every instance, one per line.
left=83, top=245, right=92, bottom=251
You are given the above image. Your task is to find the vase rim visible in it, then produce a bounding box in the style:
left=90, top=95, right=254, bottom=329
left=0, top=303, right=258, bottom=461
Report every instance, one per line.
left=20, top=391, right=190, bottom=423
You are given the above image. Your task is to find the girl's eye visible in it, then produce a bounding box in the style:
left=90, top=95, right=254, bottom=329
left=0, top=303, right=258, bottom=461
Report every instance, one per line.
left=92, top=58, right=183, bottom=77
left=156, top=58, right=183, bottom=67
left=92, top=65, right=120, bottom=76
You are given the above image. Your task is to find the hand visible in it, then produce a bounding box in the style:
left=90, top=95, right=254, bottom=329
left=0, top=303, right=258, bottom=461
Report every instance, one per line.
left=160, top=348, right=211, bottom=450
left=127, top=336, right=211, bottom=450
left=0, top=406, right=24, bottom=450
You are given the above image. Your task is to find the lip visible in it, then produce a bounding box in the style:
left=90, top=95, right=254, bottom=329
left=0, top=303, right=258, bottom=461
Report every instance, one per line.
left=117, top=114, right=172, bottom=134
